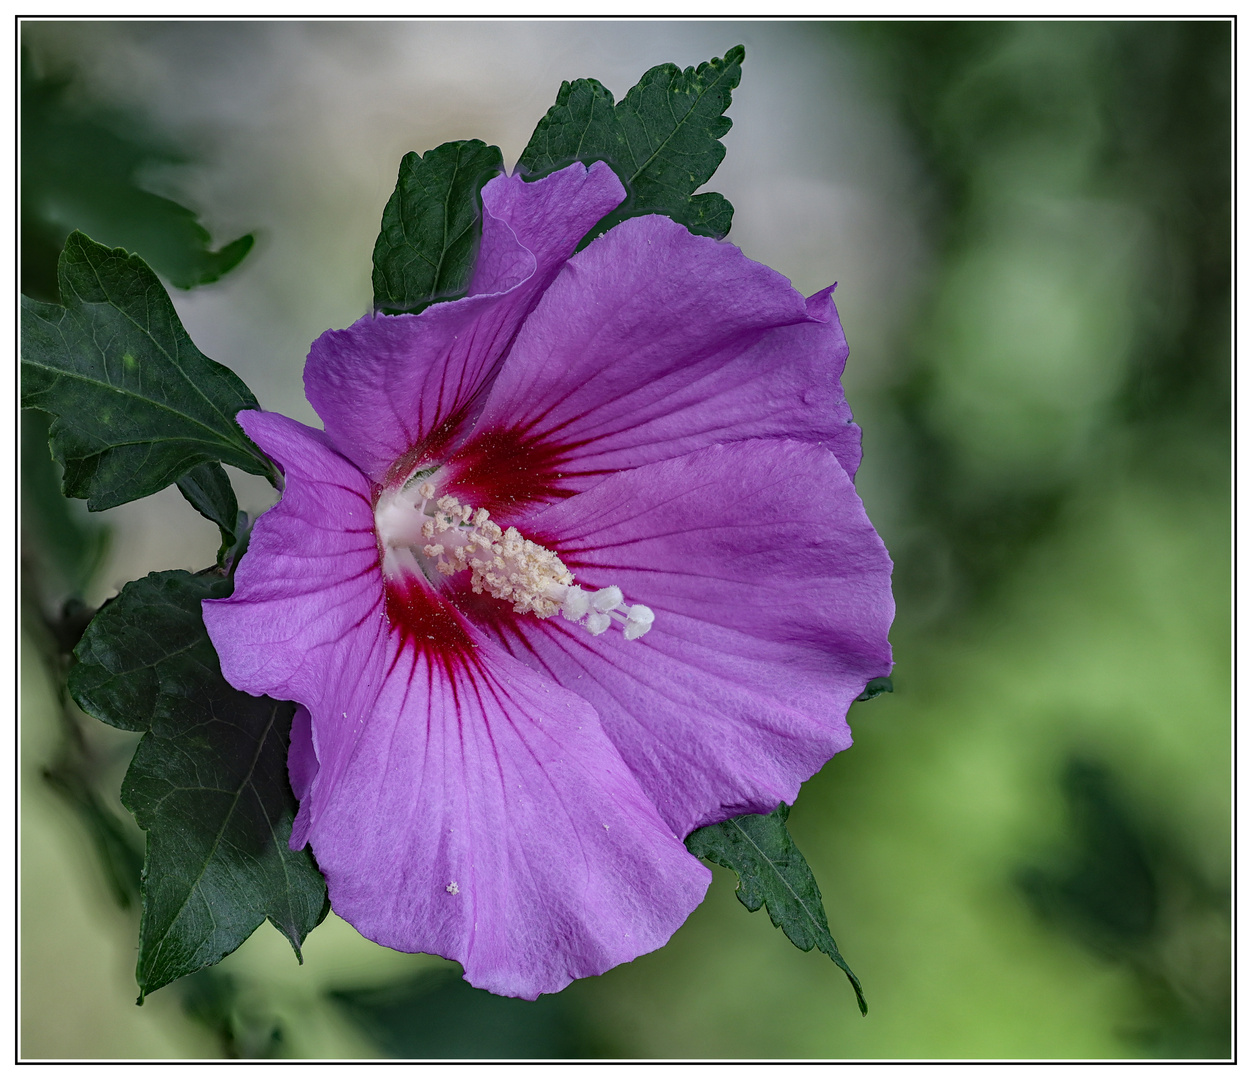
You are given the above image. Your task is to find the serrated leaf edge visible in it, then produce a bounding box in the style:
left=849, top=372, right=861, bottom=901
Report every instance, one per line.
left=700, top=811, right=868, bottom=1016
left=618, top=46, right=744, bottom=188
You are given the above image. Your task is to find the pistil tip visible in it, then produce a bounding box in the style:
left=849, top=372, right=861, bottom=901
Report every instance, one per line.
left=592, top=586, right=624, bottom=612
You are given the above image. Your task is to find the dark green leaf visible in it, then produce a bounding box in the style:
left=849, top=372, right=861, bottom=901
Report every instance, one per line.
left=372, top=140, right=505, bottom=315
left=69, top=570, right=327, bottom=998
left=176, top=461, right=239, bottom=559
left=517, top=46, right=744, bottom=242
left=857, top=676, right=894, bottom=702
left=21, top=232, right=275, bottom=511
left=517, top=77, right=621, bottom=181
left=21, top=48, right=254, bottom=297
left=123, top=693, right=327, bottom=999
left=686, top=802, right=867, bottom=1015
left=69, top=570, right=230, bottom=733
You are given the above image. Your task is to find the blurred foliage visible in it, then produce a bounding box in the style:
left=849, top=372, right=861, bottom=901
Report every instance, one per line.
left=1021, top=760, right=1158, bottom=950
left=21, top=47, right=254, bottom=301
left=329, top=970, right=613, bottom=1059
left=851, top=21, right=1230, bottom=606
left=1018, top=758, right=1230, bottom=1058
left=574, top=454, right=1228, bottom=1057
left=22, top=411, right=110, bottom=603
left=42, top=739, right=145, bottom=912
left=847, top=20, right=1229, bottom=1058
left=22, top=587, right=145, bottom=915
left=840, top=19, right=1231, bottom=1060
left=21, top=407, right=143, bottom=914
left=180, top=970, right=287, bottom=1059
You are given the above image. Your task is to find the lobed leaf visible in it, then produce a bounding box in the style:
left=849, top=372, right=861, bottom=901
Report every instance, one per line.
left=686, top=802, right=867, bottom=1015
left=20, top=232, right=274, bottom=511
left=372, top=139, right=505, bottom=315
left=69, top=571, right=327, bottom=997
left=517, top=46, right=744, bottom=242
left=69, top=571, right=229, bottom=733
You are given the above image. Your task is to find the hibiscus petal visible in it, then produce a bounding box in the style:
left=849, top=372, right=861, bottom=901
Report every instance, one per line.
left=306, top=632, right=710, bottom=998
left=203, top=410, right=709, bottom=998
left=203, top=409, right=392, bottom=840
left=288, top=705, right=318, bottom=848
left=445, top=216, right=862, bottom=516
left=303, top=162, right=626, bottom=483
left=468, top=160, right=624, bottom=297
left=489, top=439, right=894, bottom=838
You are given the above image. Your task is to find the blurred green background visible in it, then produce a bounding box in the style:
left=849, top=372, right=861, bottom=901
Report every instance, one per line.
left=20, top=21, right=1230, bottom=1059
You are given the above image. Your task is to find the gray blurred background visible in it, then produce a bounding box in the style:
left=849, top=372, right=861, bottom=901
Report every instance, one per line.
left=21, top=20, right=1230, bottom=1059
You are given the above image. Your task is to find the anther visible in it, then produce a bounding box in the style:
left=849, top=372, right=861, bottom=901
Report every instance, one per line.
left=376, top=475, right=654, bottom=641
left=561, top=586, right=591, bottom=622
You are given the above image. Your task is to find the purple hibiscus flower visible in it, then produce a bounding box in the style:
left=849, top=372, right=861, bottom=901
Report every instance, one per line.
left=203, top=160, right=893, bottom=999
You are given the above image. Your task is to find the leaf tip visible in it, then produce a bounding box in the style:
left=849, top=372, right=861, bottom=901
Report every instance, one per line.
left=841, top=964, right=867, bottom=1015
left=856, top=676, right=894, bottom=702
